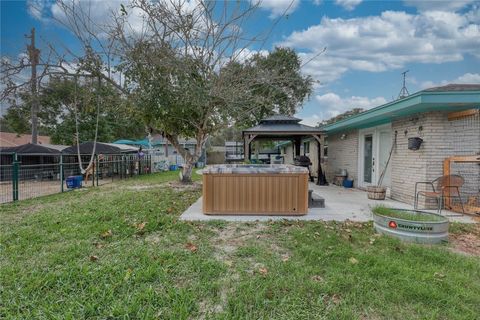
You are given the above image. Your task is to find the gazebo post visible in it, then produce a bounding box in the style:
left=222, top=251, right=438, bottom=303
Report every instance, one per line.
left=316, top=138, right=328, bottom=186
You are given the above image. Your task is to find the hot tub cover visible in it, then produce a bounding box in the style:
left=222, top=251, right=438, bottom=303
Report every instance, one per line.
left=202, top=164, right=308, bottom=174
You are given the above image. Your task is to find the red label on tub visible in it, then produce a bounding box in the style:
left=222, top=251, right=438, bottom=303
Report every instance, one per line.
left=388, top=221, right=397, bottom=229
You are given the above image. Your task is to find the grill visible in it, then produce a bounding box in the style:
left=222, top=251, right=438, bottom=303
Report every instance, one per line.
left=294, top=155, right=312, bottom=167
left=294, top=155, right=314, bottom=182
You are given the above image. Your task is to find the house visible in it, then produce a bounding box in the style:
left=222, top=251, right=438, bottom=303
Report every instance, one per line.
left=0, top=132, right=50, bottom=147
left=113, top=134, right=205, bottom=165
left=277, top=84, right=479, bottom=208
left=320, top=84, right=480, bottom=207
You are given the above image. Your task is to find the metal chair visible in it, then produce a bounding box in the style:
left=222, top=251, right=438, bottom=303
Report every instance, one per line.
left=414, top=175, right=465, bottom=214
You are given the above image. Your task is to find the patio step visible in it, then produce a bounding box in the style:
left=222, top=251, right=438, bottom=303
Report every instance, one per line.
left=308, top=190, right=325, bottom=208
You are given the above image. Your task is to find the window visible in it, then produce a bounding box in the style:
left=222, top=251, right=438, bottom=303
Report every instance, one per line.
left=303, top=141, right=310, bottom=154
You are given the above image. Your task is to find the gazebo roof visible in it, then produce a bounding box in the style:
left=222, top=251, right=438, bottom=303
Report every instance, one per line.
left=259, top=114, right=301, bottom=124
left=243, top=114, right=324, bottom=136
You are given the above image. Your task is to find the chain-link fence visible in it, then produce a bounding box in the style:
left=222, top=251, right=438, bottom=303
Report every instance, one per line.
left=0, top=153, right=152, bottom=204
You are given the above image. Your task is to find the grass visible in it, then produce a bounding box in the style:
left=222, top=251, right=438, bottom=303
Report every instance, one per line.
left=1, top=171, right=479, bottom=319
left=372, top=206, right=447, bottom=222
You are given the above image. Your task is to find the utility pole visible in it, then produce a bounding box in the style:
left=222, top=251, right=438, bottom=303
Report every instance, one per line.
left=26, top=28, right=40, bottom=144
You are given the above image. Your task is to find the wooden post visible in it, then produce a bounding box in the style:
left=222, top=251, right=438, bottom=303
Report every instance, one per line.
left=294, top=137, right=301, bottom=157
left=312, top=135, right=328, bottom=186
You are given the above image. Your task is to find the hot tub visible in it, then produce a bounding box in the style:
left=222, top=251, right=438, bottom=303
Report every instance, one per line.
left=202, top=164, right=309, bottom=215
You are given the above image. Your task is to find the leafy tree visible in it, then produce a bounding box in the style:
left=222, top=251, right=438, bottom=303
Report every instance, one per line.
left=319, top=108, right=365, bottom=126
left=225, top=47, right=313, bottom=128
left=2, top=77, right=145, bottom=144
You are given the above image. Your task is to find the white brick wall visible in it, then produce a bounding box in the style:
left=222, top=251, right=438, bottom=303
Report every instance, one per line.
left=324, top=130, right=359, bottom=186
left=324, top=110, right=479, bottom=207
left=391, top=111, right=479, bottom=206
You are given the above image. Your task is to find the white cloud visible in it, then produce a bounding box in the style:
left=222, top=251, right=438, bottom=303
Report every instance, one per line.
left=233, top=48, right=269, bottom=63
left=335, top=0, right=362, bottom=11
left=403, top=0, right=476, bottom=12
left=314, top=93, right=387, bottom=120
left=27, top=0, right=47, bottom=20
left=420, top=72, right=480, bottom=89
left=281, top=8, right=480, bottom=84
left=257, top=0, right=300, bottom=19
left=298, top=113, right=321, bottom=126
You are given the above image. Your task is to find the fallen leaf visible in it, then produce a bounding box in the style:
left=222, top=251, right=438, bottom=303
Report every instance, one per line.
left=256, top=235, right=261, bottom=239
left=167, top=207, right=173, bottom=213
left=136, top=222, right=147, bottom=231
left=434, top=272, right=446, bottom=279
left=311, top=275, right=324, bottom=282
left=332, top=294, right=341, bottom=305
left=281, top=254, right=290, bottom=262
left=369, top=238, right=376, bottom=245
left=100, top=230, right=112, bottom=239
left=349, top=257, right=359, bottom=264
left=344, top=229, right=352, bottom=233
left=258, top=267, right=268, bottom=276
left=93, top=242, right=104, bottom=249
left=124, top=268, right=133, bottom=281
left=185, top=242, right=198, bottom=253
left=89, top=255, right=98, bottom=262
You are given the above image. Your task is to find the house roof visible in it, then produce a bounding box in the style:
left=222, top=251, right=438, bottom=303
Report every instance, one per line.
left=422, top=84, right=480, bottom=92
left=0, top=132, right=50, bottom=147
left=321, top=84, right=480, bottom=134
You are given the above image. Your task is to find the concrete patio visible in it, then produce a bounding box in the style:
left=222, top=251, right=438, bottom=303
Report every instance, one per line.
left=180, top=183, right=477, bottom=223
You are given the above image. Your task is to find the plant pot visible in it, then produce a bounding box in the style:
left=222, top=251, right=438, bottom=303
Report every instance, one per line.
left=372, top=209, right=449, bottom=244
left=408, top=137, right=423, bottom=150
left=367, top=186, right=386, bottom=200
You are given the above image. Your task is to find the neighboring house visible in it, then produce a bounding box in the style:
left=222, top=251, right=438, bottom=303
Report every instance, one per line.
left=320, top=84, right=480, bottom=206
left=0, top=132, right=50, bottom=147
left=113, top=134, right=205, bottom=165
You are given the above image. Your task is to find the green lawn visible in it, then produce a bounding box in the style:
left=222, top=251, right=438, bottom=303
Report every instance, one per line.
left=1, top=171, right=479, bottom=319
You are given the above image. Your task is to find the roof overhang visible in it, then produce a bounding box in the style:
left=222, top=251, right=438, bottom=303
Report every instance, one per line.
left=322, top=91, right=480, bottom=134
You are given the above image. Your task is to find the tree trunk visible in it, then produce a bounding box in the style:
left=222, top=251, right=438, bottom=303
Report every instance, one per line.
left=164, top=131, right=205, bottom=184
left=181, top=162, right=194, bottom=183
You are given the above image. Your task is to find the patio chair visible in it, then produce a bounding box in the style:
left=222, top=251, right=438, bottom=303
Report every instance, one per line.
left=414, top=175, right=465, bottom=214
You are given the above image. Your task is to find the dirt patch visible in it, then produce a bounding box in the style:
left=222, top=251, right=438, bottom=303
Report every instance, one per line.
left=449, top=224, right=480, bottom=256
left=166, top=181, right=202, bottom=192
left=123, top=184, right=167, bottom=191
left=211, top=223, right=269, bottom=260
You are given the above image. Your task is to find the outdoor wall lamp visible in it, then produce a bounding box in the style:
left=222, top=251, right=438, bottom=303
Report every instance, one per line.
left=340, top=133, right=347, bottom=140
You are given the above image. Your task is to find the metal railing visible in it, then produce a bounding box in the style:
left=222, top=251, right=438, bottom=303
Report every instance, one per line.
left=0, top=153, right=152, bottom=204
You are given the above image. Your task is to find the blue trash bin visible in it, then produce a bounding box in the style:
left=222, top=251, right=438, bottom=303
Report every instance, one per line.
left=343, top=179, right=354, bottom=188
left=66, top=175, right=83, bottom=189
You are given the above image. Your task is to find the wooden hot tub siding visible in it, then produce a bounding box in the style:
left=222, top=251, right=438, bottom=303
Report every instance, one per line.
left=202, top=173, right=308, bottom=215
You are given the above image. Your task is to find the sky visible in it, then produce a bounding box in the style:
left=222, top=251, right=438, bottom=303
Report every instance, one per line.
left=1, top=0, right=480, bottom=126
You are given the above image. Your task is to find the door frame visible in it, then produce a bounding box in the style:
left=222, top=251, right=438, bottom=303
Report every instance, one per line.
left=357, top=123, right=392, bottom=188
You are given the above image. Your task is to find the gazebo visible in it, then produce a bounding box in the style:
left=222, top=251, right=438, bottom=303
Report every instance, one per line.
left=242, top=114, right=327, bottom=185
